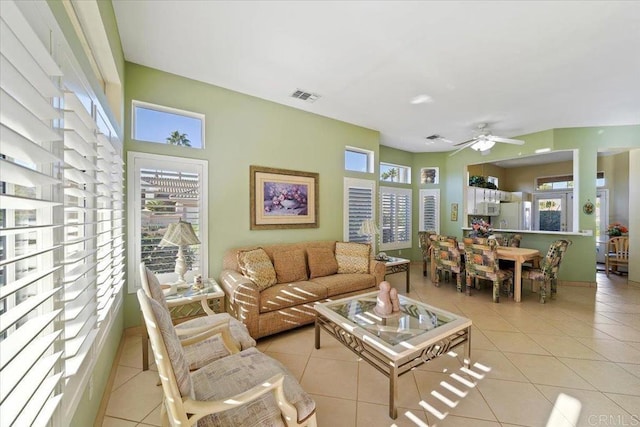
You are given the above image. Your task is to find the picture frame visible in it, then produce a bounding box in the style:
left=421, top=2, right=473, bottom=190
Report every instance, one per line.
left=451, top=203, right=458, bottom=222
left=250, top=165, right=319, bottom=230
left=420, top=167, right=439, bottom=184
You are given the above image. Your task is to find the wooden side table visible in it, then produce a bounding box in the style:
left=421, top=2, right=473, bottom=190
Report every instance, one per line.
left=381, top=256, right=411, bottom=293
left=141, top=279, right=225, bottom=370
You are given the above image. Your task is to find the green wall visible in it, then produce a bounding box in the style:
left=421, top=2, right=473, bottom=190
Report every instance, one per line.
left=123, top=62, right=380, bottom=327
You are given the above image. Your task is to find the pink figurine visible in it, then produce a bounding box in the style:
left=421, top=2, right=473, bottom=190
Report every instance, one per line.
left=374, top=281, right=393, bottom=316
left=389, top=287, right=400, bottom=312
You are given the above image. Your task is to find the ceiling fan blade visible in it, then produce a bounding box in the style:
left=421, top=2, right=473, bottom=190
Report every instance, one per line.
left=448, top=140, right=476, bottom=156
left=489, top=136, right=525, bottom=145
left=454, top=138, right=477, bottom=147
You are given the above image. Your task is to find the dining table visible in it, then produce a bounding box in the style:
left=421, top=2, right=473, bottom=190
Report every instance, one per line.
left=430, top=243, right=541, bottom=302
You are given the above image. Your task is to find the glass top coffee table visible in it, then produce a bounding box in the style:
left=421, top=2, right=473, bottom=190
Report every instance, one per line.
left=314, top=291, right=472, bottom=419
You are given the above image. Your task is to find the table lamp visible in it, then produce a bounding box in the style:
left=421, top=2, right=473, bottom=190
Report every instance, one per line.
left=359, top=218, right=379, bottom=253
left=159, top=219, right=201, bottom=284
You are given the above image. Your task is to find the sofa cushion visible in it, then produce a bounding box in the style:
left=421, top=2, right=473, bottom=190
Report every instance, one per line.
left=335, top=242, right=370, bottom=274
left=237, top=248, right=277, bottom=291
left=307, top=247, right=338, bottom=278
left=273, top=249, right=308, bottom=283
left=259, top=281, right=328, bottom=314
left=310, top=273, right=376, bottom=297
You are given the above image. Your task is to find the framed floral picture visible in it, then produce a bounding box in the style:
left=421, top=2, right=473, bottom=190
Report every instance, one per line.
left=250, top=165, right=319, bottom=230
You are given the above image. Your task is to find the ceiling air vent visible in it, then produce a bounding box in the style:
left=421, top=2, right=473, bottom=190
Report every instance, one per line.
left=291, top=89, right=321, bottom=103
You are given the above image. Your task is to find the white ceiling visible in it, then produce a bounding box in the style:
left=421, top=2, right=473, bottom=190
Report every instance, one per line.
left=112, top=1, right=640, bottom=153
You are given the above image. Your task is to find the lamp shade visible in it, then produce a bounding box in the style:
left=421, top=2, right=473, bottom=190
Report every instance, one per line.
left=470, top=139, right=496, bottom=152
left=159, top=220, right=200, bottom=247
left=358, top=219, right=379, bottom=237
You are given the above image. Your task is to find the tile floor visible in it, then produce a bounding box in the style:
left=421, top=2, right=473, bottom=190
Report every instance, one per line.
left=100, top=266, right=639, bottom=427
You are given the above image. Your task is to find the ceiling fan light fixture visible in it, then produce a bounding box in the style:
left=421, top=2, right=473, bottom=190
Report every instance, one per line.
left=410, top=94, right=433, bottom=104
left=470, top=139, right=496, bottom=152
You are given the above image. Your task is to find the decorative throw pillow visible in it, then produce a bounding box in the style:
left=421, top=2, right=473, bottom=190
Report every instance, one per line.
left=307, top=247, right=338, bottom=279
left=335, top=242, right=370, bottom=274
left=272, top=249, right=308, bottom=283
left=237, top=248, right=277, bottom=291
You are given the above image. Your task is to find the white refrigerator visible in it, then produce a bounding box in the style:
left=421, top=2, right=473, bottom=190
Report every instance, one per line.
left=496, top=201, right=532, bottom=230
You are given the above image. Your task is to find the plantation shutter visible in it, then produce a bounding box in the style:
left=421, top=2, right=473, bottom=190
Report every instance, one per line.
left=419, top=189, right=440, bottom=233
left=380, top=187, right=412, bottom=250
left=0, top=1, right=124, bottom=424
left=0, top=1, right=65, bottom=424
left=343, top=178, right=375, bottom=243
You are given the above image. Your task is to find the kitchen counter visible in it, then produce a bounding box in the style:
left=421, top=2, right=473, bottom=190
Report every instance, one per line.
left=462, top=228, right=592, bottom=236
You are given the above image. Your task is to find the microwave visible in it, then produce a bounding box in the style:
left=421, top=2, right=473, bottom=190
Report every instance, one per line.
left=476, top=202, right=501, bottom=216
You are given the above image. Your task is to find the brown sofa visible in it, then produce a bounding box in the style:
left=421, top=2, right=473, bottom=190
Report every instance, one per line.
left=219, top=241, right=386, bottom=339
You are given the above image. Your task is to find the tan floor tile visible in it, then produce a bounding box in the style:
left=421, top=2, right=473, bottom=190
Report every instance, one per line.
left=105, top=371, right=163, bottom=421
left=300, top=357, right=359, bottom=399
left=264, top=350, right=309, bottom=381
left=413, top=370, right=497, bottom=422
left=430, top=415, right=501, bottom=426
left=593, top=323, right=640, bottom=342
left=477, top=378, right=553, bottom=426
left=537, top=385, right=634, bottom=427
left=469, top=328, right=499, bottom=352
left=503, top=352, right=595, bottom=389
left=119, top=338, right=145, bottom=369
left=483, top=330, right=550, bottom=355
left=356, top=401, right=428, bottom=427
left=264, top=325, right=316, bottom=355
left=547, top=319, right=617, bottom=339
left=112, top=365, right=141, bottom=391
left=469, top=350, right=528, bottom=382
left=575, top=337, right=640, bottom=363
left=413, top=349, right=465, bottom=374
left=139, top=404, right=162, bottom=426
left=310, top=394, right=356, bottom=427
left=527, top=333, right=607, bottom=360
left=559, top=358, right=640, bottom=395
left=617, top=362, right=640, bottom=379
left=356, top=363, right=423, bottom=410
left=101, top=417, right=138, bottom=427
left=464, top=315, right=519, bottom=333
left=605, top=393, right=640, bottom=418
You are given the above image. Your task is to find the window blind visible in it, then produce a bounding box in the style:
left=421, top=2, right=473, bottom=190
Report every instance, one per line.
left=380, top=187, right=412, bottom=250
left=343, top=178, right=375, bottom=244
left=419, top=189, right=440, bottom=233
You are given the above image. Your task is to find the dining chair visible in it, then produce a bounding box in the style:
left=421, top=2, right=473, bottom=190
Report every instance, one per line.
left=137, top=290, right=317, bottom=427
left=140, top=263, right=256, bottom=370
left=463, top=238, right=513, bottom=303
left=418, top=230, right=437, bottom=276
left=604, top=236, right=629, bottom=277
left=432, top=237, right=468, bottom=294
left=522, top=239, right=572, bottom=303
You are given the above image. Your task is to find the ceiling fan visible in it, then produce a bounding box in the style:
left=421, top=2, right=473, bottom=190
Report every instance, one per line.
left=449, top=124, right=524, bottom=156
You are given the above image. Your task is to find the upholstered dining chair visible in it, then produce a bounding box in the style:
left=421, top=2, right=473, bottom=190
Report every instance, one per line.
left=137, top=290, right=317, bottom=427
left=139, top=263, right=256, bottom=370
left=418, top=230, right=437, bottom=276
left=605, top=236, right=629, bottom=277
left=432, top=237, right=467, bottom=294
left=522, top=239, right=572, bottom=303
left=463, top=238, right=513, bottom=303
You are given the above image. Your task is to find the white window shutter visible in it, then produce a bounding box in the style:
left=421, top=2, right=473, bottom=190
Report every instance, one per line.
left=343, top=178, right=375, bottom=244
left=380, top=187, right=412, bottom=250
left=419, top=189, right=440, bottom=233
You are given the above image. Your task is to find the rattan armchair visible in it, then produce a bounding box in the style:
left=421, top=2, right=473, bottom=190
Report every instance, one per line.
left=605, top=236, right=629, bottom=277
left=137, top=290, right=317, bottom=426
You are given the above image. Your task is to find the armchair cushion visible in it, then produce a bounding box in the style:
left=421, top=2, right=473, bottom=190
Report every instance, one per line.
left=193, top=347, right=316, bottom=426
left=335, top=242, right=370, bottom=274
left=307, top=247, right=338, bottom=278
left=273, top=249, right=308, bottom=283
left=238, top=248, right=277, bottom=291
